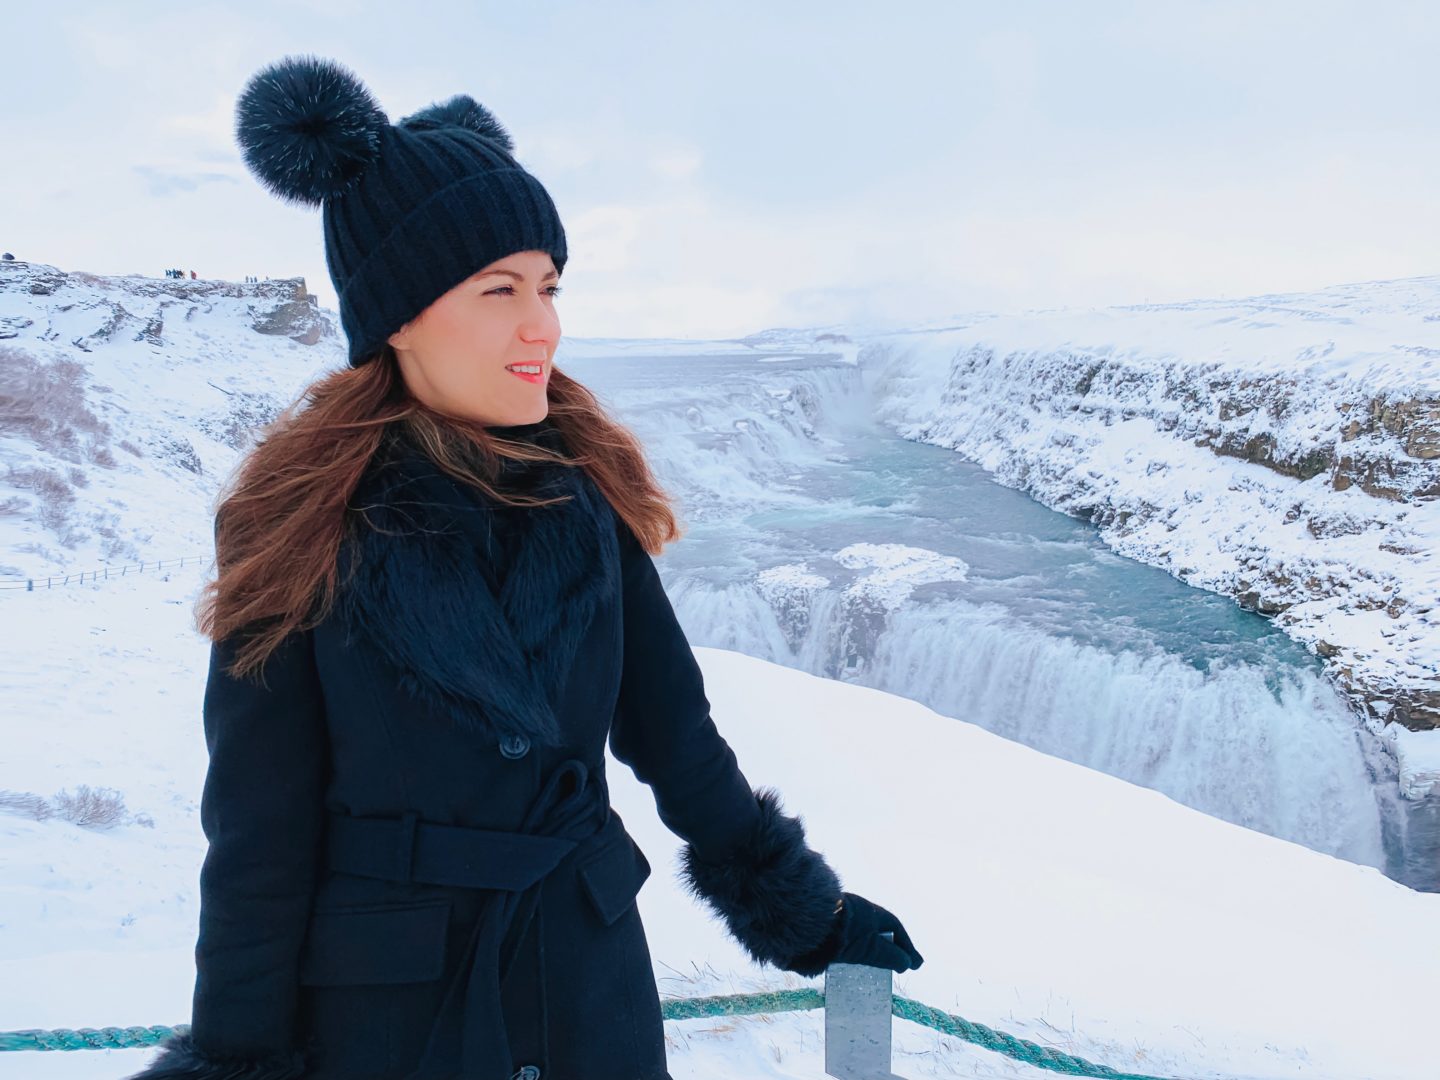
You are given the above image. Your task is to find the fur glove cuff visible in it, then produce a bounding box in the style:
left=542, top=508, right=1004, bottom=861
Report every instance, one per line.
left=678, top=786, right=844, bottom=971
left=121, top=1031, right=311, bottom=1080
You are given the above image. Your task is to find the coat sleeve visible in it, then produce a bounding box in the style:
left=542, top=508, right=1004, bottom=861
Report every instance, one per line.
left=608, top=519, right=846, bottom=974
left=124, top=626, right=328, bottom=1080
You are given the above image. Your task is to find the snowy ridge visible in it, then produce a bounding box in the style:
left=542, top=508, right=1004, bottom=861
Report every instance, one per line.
left=0, top=259, right=345, bottom=577
left=848, top=277, right=1439, bottom=759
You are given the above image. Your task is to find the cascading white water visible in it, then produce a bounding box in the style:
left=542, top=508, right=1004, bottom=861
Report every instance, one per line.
left=565, top=344, right=1424, bottom=889
left=672, top=579, right=1395, bottom=872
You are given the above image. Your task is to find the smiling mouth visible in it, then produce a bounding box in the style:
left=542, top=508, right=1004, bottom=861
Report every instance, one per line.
left=505, top=362, right=546, bottom=383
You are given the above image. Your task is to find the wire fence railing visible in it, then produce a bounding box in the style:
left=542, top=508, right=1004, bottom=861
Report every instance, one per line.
left=0, top=555, right=209, bottom=592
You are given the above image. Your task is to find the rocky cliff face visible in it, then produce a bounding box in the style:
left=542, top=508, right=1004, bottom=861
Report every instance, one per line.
left=1055, top=356, right=1439, bottom=734
left=862, top=278, right=1440, bottom=756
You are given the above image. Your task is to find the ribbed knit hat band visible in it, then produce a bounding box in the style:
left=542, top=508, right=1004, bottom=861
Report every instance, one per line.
left=234, top=54, right=568, bottom=367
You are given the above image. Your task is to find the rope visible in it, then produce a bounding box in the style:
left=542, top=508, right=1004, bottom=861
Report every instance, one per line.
left=661, top=987, right=824, bottom=1020
left=892, top=995, right=1170, bottom=1079
left=0, top=991, right=1183, bottom=1078
left=2, top=1026, right=179, bottom=1051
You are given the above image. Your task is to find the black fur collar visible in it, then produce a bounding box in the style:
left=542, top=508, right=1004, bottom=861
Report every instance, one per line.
left=334, top=422, right=620, bottom=749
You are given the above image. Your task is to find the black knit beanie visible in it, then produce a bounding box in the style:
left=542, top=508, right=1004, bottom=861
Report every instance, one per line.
left=233, top=54, right=568, bottom=367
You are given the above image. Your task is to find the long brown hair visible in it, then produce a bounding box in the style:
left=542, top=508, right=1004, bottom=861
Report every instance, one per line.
left=195, top=344, right=681, bottom=683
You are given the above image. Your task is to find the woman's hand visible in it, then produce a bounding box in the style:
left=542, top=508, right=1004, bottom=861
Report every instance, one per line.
left=783, top=891, right=924, bottom=976
left=829, top=891, right=924, bottom=972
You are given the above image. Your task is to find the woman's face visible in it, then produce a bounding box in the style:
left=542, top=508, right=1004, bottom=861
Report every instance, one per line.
left=387, top=249, right=562, bottom=426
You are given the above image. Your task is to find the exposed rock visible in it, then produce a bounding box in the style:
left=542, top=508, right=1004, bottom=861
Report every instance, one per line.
left=135, top=308, right=165, bottom=346
left=197, top=390, right=282, bottom=451
left=22, top=266, right=67, bottom=295
left=249, top=294, right=330, bottom=346
left=86, top=302, right=137, bottom=345
left=149, top=434, right=203, bottom=475
left=0, top=316, right=33, bottom=339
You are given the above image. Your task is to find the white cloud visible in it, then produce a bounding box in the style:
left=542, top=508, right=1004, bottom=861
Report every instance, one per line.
left=648, top=147, right=703, bottom=181
left=565, top=204, right=645, bottom=274
left=6, top=2, right=1436, bottom=341
left=158, top=94, right=239, bottom=151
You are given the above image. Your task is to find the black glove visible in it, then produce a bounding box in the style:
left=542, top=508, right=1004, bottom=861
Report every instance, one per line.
left=783, top=891, right=924, bottom=976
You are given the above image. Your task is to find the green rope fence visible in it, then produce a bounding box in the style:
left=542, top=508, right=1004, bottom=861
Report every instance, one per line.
left=1, top=988, right=1179, bottom=1079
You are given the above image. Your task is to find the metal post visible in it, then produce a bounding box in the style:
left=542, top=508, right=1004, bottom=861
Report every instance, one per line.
left=823, top=944, right=906, bottom=1079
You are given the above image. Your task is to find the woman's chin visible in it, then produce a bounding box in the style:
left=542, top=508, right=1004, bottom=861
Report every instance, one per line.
left=489, top=398, right=548, bottom=426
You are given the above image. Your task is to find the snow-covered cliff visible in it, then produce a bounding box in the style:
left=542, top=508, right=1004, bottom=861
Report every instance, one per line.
left=0, top=260, right=344, bottom=576
left=852, top=278, right=1440, bottom=796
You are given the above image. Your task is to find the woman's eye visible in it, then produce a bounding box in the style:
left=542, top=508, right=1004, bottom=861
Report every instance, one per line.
left=486, top=285, right=564, bottom=297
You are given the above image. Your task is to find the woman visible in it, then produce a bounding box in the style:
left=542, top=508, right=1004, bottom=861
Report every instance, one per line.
left=127, top=54, right=922, bottom=1080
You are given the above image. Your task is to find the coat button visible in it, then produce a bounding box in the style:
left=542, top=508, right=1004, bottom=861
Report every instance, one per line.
left=499, top=733, right=531, bottom=759
left=512, top=1066, right=541, bottom=1080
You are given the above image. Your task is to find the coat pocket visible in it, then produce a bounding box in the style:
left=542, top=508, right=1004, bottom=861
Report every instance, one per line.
left=298, top=898, right=451, bottom=986
left=576, top=830, right=652, bottom=926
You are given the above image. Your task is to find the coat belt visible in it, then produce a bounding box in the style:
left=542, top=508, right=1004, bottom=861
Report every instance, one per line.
left=321, top=759, right=615, bottom=1080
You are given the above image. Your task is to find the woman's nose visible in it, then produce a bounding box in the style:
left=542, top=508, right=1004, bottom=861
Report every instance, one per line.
left=519, top=303, right=560, bottom=343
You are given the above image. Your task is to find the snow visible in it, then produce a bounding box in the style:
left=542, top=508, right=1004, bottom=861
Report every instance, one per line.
left=845, top=276, right=1440, bottom=785
left=830, top=543, right=970, bottom=611
left=1388, top=724, right=1440, bottom=800
left=867, top=274, right=1440, bottom=387
left=2, top=570, right=1437, bottom=1080
left=4, top=260, right=1439, bottom=1078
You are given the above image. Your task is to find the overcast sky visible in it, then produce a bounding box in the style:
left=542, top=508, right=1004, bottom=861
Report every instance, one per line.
left=6, top=1, right=1436, bottom=340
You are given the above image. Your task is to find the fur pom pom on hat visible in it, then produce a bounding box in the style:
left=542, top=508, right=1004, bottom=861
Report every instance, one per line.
left=234, top=54, right=568, bottom=367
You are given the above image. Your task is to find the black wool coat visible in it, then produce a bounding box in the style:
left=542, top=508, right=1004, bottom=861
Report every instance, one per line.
left=126, top=419, right=847, bottom=1080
